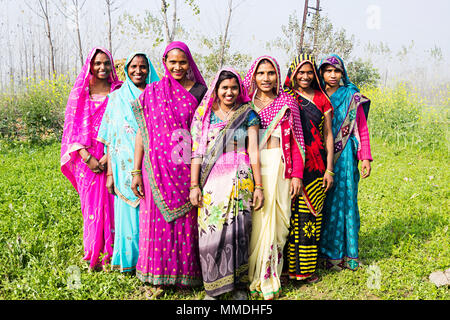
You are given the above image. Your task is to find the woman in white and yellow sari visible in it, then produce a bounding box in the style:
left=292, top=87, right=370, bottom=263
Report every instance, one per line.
left=244, top=56, right=306, bottom=300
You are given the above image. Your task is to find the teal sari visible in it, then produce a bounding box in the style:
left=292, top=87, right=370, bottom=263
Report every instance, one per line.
left=97, top=52, right=159, bottom=272
left=318, top=54, right=370, bottom=271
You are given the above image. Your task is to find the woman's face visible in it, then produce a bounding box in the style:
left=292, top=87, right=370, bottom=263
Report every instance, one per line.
left=254, top=61, right=277, bottom=95
left=217, top=77, right=240, bottom=108
left=91, top=52, right=112, bottom=80
left=294, top=62, right=315, bottom=90
left=165, top=49, right=190, bottom=81
left=321, top=64, right=342, bottom=88
left=128, top=55, right=149, bottom=89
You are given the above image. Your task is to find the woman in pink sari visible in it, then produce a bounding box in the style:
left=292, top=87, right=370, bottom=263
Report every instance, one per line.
left=61, top=47, right=122, bottom=270
left=130, top=41, right=207, bottom=294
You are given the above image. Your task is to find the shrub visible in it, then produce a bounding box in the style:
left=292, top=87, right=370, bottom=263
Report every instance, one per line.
left=362, top=82, right=449, bottom=152
left=0, top=75, right=72, bottom=143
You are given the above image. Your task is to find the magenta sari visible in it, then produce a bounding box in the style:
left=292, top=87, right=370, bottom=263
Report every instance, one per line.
left=131, top=41, right=206, bottom=286
left=60, top=47, right=122, bottom=269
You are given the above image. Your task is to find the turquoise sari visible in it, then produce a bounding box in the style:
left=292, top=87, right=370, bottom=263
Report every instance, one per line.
left=97, top=52, right=159, bottom=272
left=318, top=54, right=370, bottom=271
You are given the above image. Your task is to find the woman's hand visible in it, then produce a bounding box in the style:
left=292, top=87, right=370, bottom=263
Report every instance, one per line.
left=131, top=175, right=145, bottom=199
left=252, top=188, right=264, bottom=211
left=323, top=171, right=334, bottom=192
left=290, top=177, right=303, bottom=199
left=86, top=156, right=103, bottom=173
left=361, top=160, right=371, bottom=179
left=106, top=174, right=115, bottom=195
left=189, top=187, right=203, bottom=207
left=98, top=154, right=108, bottom=172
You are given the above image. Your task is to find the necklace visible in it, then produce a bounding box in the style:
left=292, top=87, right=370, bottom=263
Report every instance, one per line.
left=296, top=89, right=314, bottom=101
left=218, top=103, right=236, bottom=120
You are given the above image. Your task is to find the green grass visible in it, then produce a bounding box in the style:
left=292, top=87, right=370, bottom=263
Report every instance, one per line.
left=0, top=137, right=448, bottom=300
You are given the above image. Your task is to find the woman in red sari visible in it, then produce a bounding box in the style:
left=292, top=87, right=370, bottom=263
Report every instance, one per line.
left=283, top=53, right=334, bottom=283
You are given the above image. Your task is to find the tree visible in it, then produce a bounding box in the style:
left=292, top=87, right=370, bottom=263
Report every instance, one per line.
left=26, top=0, right=56, bottom=76
left=54, top=0, right=87, bottom=68
left=270, top=11, right=354, bottom=67
left=346, top=58, right=380, bottom=88
left=105, top=0, right=121, bottom=55
left=118, top=0, right=199, bottom=48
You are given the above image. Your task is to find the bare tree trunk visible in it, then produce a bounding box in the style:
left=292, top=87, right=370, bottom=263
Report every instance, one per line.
left=161, top=0, right=172, bottom=43
left=38, top=0, right=56, bottom=76
left=106, top=0, right=113, bottom=54
left=218, top=0, right=233, bottom=68
left=104, top=0, right=120, bottom=54
left=74, top=0, right=85, bottom=67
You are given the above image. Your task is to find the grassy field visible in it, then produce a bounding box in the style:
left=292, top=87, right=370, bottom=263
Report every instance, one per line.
left=0, top=136, right=448, bottom=300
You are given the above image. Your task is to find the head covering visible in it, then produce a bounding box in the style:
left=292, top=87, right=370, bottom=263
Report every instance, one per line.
left=131, top=41, right=205, bottom=222
left=60, top=47, right=121, bottom=190
left=191, top=67, right=251, bottom=159
left=283, top=52, right=325, bottom=96
left=318, top=54, right=367, bottom=118
left=163, top=41, right=206, bottom=87
left=243, top=55, right=305, bottom=154
left=97, top=52, right=159, bottom=205
left=318, top=54, right=370, bottom=160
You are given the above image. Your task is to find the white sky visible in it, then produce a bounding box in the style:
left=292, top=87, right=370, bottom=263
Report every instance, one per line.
left=1, top=0, right=449, bottom=84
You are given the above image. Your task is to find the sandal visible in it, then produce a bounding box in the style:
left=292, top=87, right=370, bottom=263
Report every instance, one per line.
left=305, top=274, right=320, bottom=284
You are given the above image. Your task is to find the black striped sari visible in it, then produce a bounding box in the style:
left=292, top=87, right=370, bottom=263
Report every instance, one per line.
left=283, top=53, right=331, bottom=280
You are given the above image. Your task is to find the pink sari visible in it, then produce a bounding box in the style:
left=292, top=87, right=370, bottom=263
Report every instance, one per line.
left=60, top=47, right=122, bottom=269
left=131, top=41, right=206, bottom=286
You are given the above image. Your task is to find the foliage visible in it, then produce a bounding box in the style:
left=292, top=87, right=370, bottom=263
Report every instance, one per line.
left=362, top=82, right=449, bottom=152
left=0, top=74, right=71, bottom=143
left=271, top=11, right=355, bottom=67
left=346, top=58, right=380, bottom=88
left=194, top=35, right=252, bottom=83
left=0, top=135, right=448, bottom=299
left=0, top=80, right=448, bottom=300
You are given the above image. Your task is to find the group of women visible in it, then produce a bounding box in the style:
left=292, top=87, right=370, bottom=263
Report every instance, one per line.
left=60, top=40, right=372, bottom=300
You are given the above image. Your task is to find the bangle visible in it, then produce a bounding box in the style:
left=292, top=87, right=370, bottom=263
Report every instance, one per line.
left=189, top=185, right=200, bottom=190
left=255, top=185, right=264, bottom=191
left=326, top=169, right=335, bottom=176
left=83, top=154, right=92, bottom=163
left=106, top=173, right=113, bottom=177
left=131, top=169, right=142, bottom=173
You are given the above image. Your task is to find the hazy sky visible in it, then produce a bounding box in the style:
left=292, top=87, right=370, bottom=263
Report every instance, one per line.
left=1, top=0, right=449, bottom=84
left=118, top=0, right=450, bottom=74
left=105, top=0, right=450, bottom=57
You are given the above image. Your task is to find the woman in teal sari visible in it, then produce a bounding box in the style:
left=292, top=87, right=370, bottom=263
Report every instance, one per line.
left=97, top=52, right=159, bottom=272
left=317, top=54, right=372, bottom=271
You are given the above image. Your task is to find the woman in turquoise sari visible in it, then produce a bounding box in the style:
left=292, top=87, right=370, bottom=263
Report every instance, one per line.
left=97, top=52, right=159, bottom=272
left=317, top=54, right=372, bottom=271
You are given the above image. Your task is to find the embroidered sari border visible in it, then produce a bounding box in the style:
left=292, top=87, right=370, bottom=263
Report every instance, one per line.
left=131, top=99, right=193, bottom=223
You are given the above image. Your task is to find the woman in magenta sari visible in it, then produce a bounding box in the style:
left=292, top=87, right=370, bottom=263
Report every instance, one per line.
left=130, top=41, right=207, bottom=293
left=60, top=47, right=122, bottom=270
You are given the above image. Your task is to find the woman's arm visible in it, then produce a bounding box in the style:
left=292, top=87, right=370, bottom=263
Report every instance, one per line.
left=131, top=129, right=145, bottom=199
left=290, top=132, right=304, bottom=199
left=105, top=146, right=115, bottom=194
left=356, top=105, right=372, bottom=178
left=247, top=124, right=264, bottom=211
left=189, top=157, right=202, bottom=207
left=322, top=111, right=334, bottom=192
